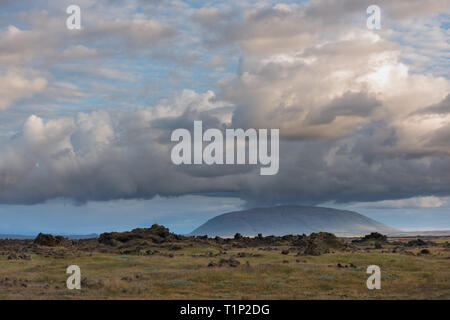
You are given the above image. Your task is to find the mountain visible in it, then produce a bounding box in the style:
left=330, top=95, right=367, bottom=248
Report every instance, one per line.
left=0, top=233, right=98, bottom=240
left=0, top=234, right=35, bottom=240
left=191, top=205, right=399, bottom=237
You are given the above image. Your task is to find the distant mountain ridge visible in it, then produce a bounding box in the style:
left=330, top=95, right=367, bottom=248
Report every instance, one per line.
left=0, top=234, right=35, bottom=240
left=0, top=233, right=98, bottom=240
left=191, top=205, right=399, bottom=237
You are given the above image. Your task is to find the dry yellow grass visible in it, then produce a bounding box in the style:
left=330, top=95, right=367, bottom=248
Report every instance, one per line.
left=1, top=241, right=449, bottom=299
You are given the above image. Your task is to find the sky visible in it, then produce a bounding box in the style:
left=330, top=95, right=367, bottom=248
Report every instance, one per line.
left=0, top=0, right=449, bottom=235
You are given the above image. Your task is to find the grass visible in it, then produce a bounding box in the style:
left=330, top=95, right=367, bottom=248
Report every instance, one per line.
left=1, top=241, right=449, bottom=299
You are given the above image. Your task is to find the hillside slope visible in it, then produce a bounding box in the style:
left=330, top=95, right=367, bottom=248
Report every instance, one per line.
left=191, top=205, right=398, bottom=236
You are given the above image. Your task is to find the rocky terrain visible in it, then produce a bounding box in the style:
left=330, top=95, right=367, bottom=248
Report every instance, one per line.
left=0, top=225, right=449, bottom=299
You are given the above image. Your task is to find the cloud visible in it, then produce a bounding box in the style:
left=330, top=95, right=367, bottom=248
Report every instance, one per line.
left=348, top=196, right=448, bottom=209
left=0, top=68, right=47, bottom=110
left=0, top=0, right=449, bottom=209
left=0, top=92, right=237, bottom=204
left=60, top=45, right=101, bottom=60
left=0, top=9, right=178, bottom=67
left=0, top=24, right=60, bottom=65
left=414, top=94, right=450, bottom=115
left=1, top=93, right=450, bottom=207
left=305, top=91, right=381, bottom=125
left=89, top=18, right=177, bottom=49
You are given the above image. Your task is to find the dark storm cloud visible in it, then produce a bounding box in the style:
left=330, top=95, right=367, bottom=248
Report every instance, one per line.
left=1, top=104, right=450, bottom=207
left=0, top=113, right=223, bottom=205
left=414, top=94, right=450, bottom=115
left=306, top=92, right=381, bottom=125
left=244, top=124, right=450, bottom=206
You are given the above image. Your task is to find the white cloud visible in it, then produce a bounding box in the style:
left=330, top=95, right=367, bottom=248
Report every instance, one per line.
left=0, top=69, right=47, bottom=110
left=349, top=196, right=448, bottom=209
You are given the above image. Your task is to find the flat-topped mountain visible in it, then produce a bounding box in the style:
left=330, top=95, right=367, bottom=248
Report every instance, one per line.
left=191, top=205, right=398, bottom=237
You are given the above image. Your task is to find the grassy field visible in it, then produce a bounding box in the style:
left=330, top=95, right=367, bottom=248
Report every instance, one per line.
left=1, top=239, right=449, bottom=299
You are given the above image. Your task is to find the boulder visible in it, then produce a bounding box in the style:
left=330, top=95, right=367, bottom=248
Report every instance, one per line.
left=296, top=232, right=345, bottom=256
left=34, top=233, right=66, bottom=246
left=352, top=232, right=387, bottom=244
left=98, top=224, right=177, bottom=246
left=405, top=239, right=427, bottom=247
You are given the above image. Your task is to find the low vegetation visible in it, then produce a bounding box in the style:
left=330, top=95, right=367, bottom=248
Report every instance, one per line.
left=0, top=225, right=449, bottom=299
